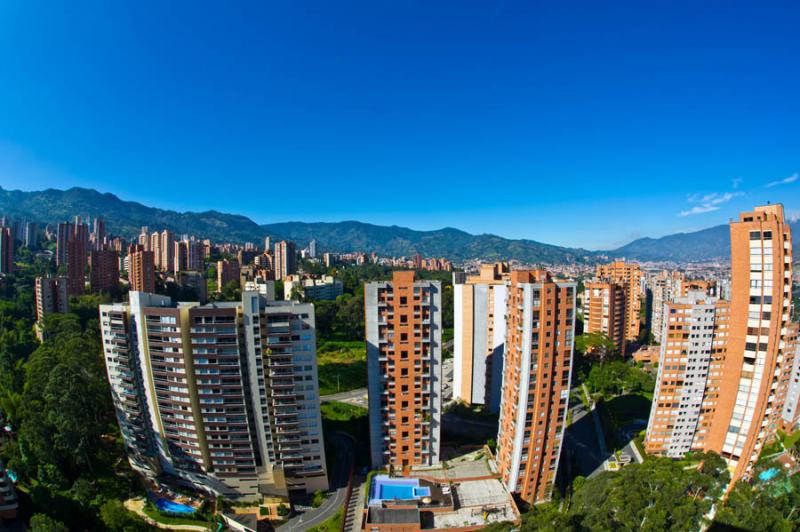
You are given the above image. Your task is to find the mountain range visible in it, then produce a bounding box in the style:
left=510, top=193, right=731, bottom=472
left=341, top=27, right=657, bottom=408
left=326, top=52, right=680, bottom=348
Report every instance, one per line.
left=0, top=185, right=779, bottom=263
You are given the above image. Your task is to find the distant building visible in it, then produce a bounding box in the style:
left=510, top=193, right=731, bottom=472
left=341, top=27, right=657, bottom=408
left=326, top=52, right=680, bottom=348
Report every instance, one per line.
left=56, top=221, right=72, bottom=266
left=90, top=249, right=120, bottom=293
left=66, top=237, right=86, bottom=296
left=243, top=278, right=275, bottom=299
left=309, top=239, right=317, bottom=258
left=495, top=270, right=575, bottom=505
left=323, top=252, right=337, bottom=268
left=274, top=241, right=297, bottom=280
left=596, top=260, right=643, bottom=343
left=35, top=276, right=69, bottom=320
left=175, top=238, right=204, bottom=274
left=128, top=244, right=155, bottom=293
left=217, top=259, right=241, bottom=292
left=177, top=271, right=207, bottom=303
left=159, top=229, right=175, bottom=272
left=283, top=275, right=343, bottom=301
left=0, top=227, right=13, bottom=274
left=35, top=276, right=69, bottom=340
left=453, top=262, right=510, bottom=412
left=24, top=221, right=38, bottom=249
left=583, top=281, right=625, bottom=350
left=365, top=272, right=442, bottom=472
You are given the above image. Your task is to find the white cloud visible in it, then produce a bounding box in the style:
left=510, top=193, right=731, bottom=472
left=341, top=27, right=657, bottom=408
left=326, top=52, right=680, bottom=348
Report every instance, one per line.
left=679, top=191, right=743, bottom=217
left=732, top=177, right=742, bottom=189
left=766, top=173, right=798, bottom=187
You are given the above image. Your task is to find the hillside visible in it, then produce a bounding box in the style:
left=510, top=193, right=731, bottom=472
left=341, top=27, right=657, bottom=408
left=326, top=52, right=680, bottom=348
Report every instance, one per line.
left=0, top=186, right=596, bottom=263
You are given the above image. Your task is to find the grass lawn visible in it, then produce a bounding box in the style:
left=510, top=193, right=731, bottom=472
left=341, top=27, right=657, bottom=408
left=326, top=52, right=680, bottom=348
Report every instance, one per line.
left=778, top=429, right=800, bottom=449
left=308, top=507, right=344, bottom=532
left=317, top=339, right=366, bottom=395
left=604, top=394, right=652, bottom=425
left=142, top=504, right=211, bottom=528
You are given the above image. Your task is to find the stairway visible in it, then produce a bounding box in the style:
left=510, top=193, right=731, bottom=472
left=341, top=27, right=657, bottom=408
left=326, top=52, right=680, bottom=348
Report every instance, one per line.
left=342, top=475, right=365, bottom=532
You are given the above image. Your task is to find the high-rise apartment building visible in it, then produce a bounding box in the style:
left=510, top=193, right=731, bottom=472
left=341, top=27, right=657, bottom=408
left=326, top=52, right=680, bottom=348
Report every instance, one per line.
left=274, top=241, right=297, bottom=281
left=582, top=281, right=625, bottom=351
left=647, top=270, right=684, bottom=344
left=56, top=221, right=72, bottom=266
left=596, top=260, right=643, bottom=342
left=66, top=237, right=87, bottom=296
left=217, top=259, right=240, bottom=292
left=365, top=272, right=442, bottom=473
left=150, top=232, right=161, bottom=269
left=90, top=249, right=120, bottom=293
left=128, top=244, right=155, bottom=293
left=160, top=230, right=176, bottom=273
left=644, top=292, right=729, bottom=456
left=175, top=239, right=204, bottom=274
left=495, top=270, right=575, bottom=505
left=453, top=262, right=510, bottom=412
left=780, top=324, right=800, bottom=431
left=138, top=227, right=150, bottom=250
left=35, top=276, right=69, bottom=322
left=24, top=221, right=39, bottom=249
left=99, top=291, right=328, bottom=500
left=309, top=239, right=317, bottom=258
left=92, top=217, right=105, bottom=250
left=0, top=227, right=13, bottom=274
left=644, top=204, right=795, bottom=488
left=709, top=204, right=793, bottom=484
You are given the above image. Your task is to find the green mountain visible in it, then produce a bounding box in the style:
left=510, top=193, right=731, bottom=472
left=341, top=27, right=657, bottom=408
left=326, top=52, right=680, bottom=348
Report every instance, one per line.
left=3, top=186, right=789, bottom=263
left=0, top=186, right=596, bottom=263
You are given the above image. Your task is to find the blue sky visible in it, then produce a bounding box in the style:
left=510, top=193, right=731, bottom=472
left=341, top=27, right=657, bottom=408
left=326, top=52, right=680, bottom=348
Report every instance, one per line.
left=0, top=1, right=798, bottom=249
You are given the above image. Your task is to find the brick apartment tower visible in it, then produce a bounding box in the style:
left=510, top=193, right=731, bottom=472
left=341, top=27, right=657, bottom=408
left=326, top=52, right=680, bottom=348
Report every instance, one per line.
left=128, top=244, right=155, bottom=293
left=217, top=259, right=241, bottom=292
left=274, top=241, right=297, bottom=281
left=160, top=230, right=175, bottom=272
left=453, top=262, right=511, bottom=412
left=366, top=271, right=442, bottom=473
left=594, top=260, right=643, bottom=352
left=582, top=281, right=626, bottom=351
left=66, top=237, right=87, bottom=296
left=644, top=291, right=729, bottom=456
left=0, top=227, right=13, bottom=274
left=708, top=204, right=793, bottom=484
left=90, top=249, right=120, bottom=293
left=496, top=270, right=575, bottom=504
left=35, top=277, right=69, bottom=321
left=644, top=204, right=795, bottom=487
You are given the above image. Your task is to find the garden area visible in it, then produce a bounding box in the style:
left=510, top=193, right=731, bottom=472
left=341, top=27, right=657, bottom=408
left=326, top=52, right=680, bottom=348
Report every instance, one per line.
left=316, top=338, right=366, bottom=395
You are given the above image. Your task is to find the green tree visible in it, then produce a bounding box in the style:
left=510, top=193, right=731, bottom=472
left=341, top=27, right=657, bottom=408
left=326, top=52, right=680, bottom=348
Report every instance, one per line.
left=29, top=514, right=70, bottom=532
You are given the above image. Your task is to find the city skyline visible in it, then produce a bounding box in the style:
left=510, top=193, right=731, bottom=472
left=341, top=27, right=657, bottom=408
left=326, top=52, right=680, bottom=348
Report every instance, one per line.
left=1, top=2, right=799, bottom=248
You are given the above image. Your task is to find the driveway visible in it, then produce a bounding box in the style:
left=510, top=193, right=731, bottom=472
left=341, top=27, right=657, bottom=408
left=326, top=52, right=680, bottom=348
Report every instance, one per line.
left=278, top=432, right=354, bottom=531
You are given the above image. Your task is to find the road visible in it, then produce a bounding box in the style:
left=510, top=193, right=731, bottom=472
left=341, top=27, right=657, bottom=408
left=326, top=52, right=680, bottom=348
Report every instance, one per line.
left=321, top=388, right=368, bottom=408
left=320, top=356, right=455, bottom=407
left=278, top=432, right=354, bottom=532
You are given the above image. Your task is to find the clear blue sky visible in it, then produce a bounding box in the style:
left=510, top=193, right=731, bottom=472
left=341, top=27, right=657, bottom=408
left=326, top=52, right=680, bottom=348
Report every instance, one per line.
left=1, top=1, right=798, bottom=249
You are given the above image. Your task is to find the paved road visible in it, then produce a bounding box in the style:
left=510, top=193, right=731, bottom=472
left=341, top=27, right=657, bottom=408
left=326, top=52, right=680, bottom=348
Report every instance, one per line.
left=278, top=432, right=354, bottom=532
left=321, top=388, right=368, bottom=408
left=320, top=357, right=454, bottom=407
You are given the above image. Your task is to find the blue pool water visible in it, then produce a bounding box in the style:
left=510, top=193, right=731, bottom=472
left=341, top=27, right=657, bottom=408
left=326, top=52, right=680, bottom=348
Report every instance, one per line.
left=759, top=468, right=779, bottom=482
left=414, top=487, right=431, bottom=497
left=156, top=498, right=197, bottom=514
left=6, top=470, right=17, bottom=482
left=380, top=484, right=415, bottom=500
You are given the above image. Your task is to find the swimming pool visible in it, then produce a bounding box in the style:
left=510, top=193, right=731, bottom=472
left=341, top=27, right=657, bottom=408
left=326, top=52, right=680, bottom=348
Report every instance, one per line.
left=369, top=475, right=432, bottom=505
left=156, top=498, right=197, bottom=514
left=759, top=468, right=779, bottom=482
